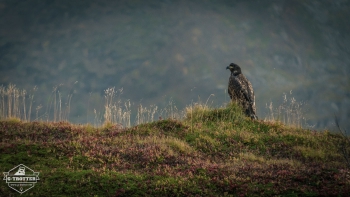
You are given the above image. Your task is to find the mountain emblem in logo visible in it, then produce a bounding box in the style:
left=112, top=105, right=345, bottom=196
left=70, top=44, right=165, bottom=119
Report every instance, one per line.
left=3, top=164, right=40, bottom=194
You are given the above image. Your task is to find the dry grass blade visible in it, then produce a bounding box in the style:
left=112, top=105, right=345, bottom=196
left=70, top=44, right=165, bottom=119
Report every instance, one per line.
left=335, top=114, right=350, bottom=168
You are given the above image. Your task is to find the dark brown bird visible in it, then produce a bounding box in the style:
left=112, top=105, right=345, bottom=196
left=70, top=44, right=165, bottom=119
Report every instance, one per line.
left=226, top=63, right=258, bottom=120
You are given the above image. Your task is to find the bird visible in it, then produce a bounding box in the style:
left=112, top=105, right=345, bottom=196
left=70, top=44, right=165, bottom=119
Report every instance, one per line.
left=226, top=63, right=258, bottom=120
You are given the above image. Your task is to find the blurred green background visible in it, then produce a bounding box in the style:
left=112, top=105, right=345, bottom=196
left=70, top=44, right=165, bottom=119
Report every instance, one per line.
left=0, top=0, right=349, bottom=130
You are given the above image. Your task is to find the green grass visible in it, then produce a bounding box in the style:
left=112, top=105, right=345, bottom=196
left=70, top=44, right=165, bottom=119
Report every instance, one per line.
left=1, top=103, right=349, bottom=196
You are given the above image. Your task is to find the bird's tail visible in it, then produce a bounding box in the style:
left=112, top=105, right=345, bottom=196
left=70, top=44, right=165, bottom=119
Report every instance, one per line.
left=247, top=105, right=258, bottom=120
left=250, top=114, right=258, bottom=120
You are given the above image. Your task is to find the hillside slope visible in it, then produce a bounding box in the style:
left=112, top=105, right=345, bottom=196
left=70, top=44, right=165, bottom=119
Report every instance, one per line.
left=0, top=104, right=349, bottom=196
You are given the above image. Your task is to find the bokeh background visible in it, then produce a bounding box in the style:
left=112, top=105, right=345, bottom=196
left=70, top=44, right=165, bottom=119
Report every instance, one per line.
left=1, top=0, right=349, bottom=131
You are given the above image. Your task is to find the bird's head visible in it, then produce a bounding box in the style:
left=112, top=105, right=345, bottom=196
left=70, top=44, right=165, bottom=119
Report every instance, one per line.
left=226, top=63, right=241, bottom=76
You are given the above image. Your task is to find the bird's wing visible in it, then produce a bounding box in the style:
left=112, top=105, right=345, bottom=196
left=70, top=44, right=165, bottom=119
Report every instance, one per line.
left=233, top=75, right=251, bottom=103
left=244, top=76, right=257, bottom=115
left=246, top=79, right=255, bottom=105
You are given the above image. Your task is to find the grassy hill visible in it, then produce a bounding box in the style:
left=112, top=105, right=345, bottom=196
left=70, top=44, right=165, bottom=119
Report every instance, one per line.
left=1, top=103, right=349, bottom=196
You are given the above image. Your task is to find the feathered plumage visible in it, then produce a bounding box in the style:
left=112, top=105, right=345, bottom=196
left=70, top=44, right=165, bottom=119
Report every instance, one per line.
left=226, top=63, right=258, bottom=120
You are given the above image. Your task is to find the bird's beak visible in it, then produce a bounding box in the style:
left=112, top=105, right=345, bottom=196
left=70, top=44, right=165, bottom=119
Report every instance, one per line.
left=226, top=66, right=229, bottom=69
